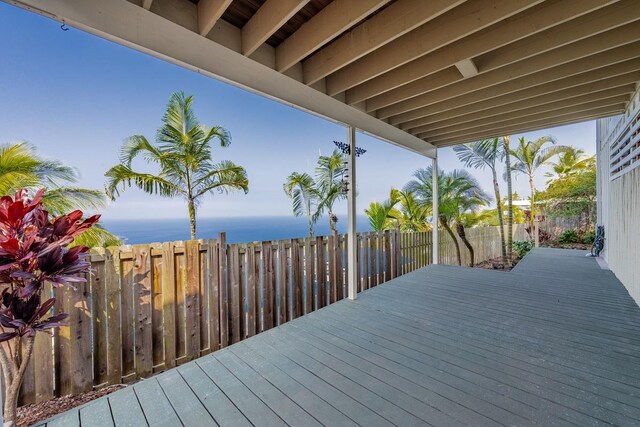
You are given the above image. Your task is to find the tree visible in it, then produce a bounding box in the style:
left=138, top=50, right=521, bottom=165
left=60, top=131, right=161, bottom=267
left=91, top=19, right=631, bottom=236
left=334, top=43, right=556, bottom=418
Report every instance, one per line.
left=404, top=167, right=488, bottom=266
left=454, top=138, right=506, bottom=261
left=0, top=189, right=98, bottom=426
left=538, top=162, right=597, bottom=227
left=544, top=148, right=594, bottom=182
left=105, top=92, right=249, bottom=240
left=452, top=174, right=491, bottom=267
left=285, top=150, right=347, bottom=235
left=503, top=135, right=514, bottom=259
left=314, top=150, right=348, bottom=234
left=283, top=172, right=320, bottom=238
left=509, top=136, right=569, bottom=233
left=365, top=188, right=431, bottom=232
left=365, top=189, right=401, bottom=232
left=0, top=142, right=119, bottom=247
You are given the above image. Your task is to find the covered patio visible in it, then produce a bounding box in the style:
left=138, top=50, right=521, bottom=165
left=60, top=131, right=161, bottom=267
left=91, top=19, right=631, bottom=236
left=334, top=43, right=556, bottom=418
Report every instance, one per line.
left=4, top=0, right=640, bottom=425
left=39, top=248, right=640, bottom=426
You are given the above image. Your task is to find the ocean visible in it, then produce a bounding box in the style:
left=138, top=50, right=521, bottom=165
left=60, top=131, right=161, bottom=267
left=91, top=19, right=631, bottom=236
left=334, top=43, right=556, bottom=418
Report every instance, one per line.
left=102, top=215, right=374, bottom=245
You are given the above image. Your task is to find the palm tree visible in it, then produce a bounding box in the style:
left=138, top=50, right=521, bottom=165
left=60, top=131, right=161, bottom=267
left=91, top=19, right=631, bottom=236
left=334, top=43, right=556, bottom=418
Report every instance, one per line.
left=0, top=142, right=119, bottom=247
left=365, top=189, right=400, bottom=232
left=454, top=138, right=506, bottom=261
left=452, top=174, right=491, bottom=267
left=105, top=92, right=249, bottom=240
left=313, top=150, right=348, bottom=234
left=509, top=136, right=569, bottom=233
left=404, top=167, right=487, bottom=266
left=544, top=148, right=594, bottom=182
left=456, top=209, right=493, bottom=267
left=283, top=172, right=319, bottom=238
left=503, top=135, right=514, bottom=259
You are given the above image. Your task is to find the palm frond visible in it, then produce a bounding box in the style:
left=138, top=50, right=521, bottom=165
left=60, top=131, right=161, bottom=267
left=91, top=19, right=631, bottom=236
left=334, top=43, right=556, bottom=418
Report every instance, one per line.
left=42, top=187, right=107, bottom=215
left=104, top=164, right=182, bottom=199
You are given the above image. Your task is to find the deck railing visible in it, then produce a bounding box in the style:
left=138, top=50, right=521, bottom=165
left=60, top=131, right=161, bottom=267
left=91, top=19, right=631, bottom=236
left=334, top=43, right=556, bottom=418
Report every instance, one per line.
left=18, top=224, right=525, bottom=405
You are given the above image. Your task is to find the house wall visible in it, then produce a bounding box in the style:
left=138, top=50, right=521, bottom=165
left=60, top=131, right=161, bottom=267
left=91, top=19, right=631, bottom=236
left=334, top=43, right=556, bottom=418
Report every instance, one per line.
left=596, top=85, right=640, bottom=305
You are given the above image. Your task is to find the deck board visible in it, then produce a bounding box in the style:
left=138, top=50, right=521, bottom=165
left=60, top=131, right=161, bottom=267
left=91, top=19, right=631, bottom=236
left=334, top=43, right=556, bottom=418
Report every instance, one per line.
left=37, top=249, right=640, bottom=426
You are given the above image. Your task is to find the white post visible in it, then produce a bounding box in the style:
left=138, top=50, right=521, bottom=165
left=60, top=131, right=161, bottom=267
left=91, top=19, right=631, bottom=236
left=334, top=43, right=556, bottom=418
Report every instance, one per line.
left=347, top=126, right=358, bottom=300
left=432, top=152, right=439, bottom=265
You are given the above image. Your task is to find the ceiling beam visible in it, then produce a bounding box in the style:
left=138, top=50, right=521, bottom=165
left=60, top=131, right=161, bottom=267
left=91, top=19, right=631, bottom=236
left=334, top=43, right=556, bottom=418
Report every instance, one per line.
left=241, top=0, right=309, bottom=56
left=142, top=0, right=153, bottom=10
left=410, top=84, right=637, bottom=135
left=324, top=0, right=543, bottom=95
left=387, top=41, right=640, bottom=124
left=198, top=0, right=233, bottom=36
left=399, top=68, right=640, bottom=130
left=420, top=94, right=630, bottom=139
left=345, top=0, right=617, bottom=105
left=366, top=1, right=640, bottom=112
left=433, top=111, right=623, bottom=147
left=423, top=105, right=626, bottom=145
left=13, top=0, right=435, bottom=157
left=275, top=0, right=390, bottom=72
left=301, top=0, right=464, bottom=85
left=378, top=25, right=640, bottom=119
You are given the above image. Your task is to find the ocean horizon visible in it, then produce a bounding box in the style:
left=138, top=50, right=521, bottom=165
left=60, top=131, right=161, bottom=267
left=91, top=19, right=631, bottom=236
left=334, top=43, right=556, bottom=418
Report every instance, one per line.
left=102, top=215, right=374, bottom=245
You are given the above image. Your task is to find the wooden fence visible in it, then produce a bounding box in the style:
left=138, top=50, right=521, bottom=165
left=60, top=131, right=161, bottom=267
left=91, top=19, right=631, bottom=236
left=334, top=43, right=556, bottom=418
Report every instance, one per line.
left=17, top=225, right=524, bottom=405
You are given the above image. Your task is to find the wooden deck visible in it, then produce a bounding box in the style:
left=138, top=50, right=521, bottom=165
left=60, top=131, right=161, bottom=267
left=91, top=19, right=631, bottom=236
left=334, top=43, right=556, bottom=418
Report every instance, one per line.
left=38, top=248, right=640, bottom=426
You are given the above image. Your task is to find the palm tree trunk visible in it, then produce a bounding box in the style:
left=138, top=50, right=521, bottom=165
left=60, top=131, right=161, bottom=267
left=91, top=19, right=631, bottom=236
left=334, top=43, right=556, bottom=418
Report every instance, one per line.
left=504, top=136, right=514, bottom=261
left=528, top=174, right=536, bottom=237
left=329, top=210, right=337, bottom=235
left=188, top=197, right=197, bottom=240
left=492, top=169, right=507, bottom=261
left=440, top=217, right=462, bottom=266
left=455, top=222, right=474, bottom=267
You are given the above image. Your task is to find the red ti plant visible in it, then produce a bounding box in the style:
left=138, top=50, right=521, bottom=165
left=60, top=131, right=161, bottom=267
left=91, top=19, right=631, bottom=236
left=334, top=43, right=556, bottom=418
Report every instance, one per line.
left=0, top=189, right=98, bottom=426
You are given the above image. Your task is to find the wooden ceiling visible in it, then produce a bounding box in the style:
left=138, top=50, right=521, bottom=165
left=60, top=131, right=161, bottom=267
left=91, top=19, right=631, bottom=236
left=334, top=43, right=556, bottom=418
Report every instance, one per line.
left=141, top=0, right=640, bottom=147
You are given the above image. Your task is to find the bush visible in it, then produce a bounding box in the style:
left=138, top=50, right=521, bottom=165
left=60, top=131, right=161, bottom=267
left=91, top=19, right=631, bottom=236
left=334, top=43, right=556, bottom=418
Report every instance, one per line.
left=513, top=240, right=534, bottom=258
left=581, top=229, right=596, bottom=245
left=558, top=229, right=580, bottom=244
left=557, top=228, right=595, bottom=245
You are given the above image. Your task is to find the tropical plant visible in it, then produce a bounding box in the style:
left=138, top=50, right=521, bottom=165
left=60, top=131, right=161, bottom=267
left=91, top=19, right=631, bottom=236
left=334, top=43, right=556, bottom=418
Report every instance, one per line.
left=454, top=138, right=506, bottom=261
left=404, top=167, right=489, bottom=266
left=314, top=150, right=348, bottom=234
left=0, top=142, right=119, bottom=247
left=391, top=189, right=432, bottom=232
left=537, top=162, right=596, bottom=226
left=503, top=135, right=514, bottom=259
left=283, top=172, right=320, bottom=238
left=513, top=240, right=533, bottom=258
left=0, top=189, right=99, bottom=426
left=365, top=189, right=401, bottom=232
left=105, top=92, right=249, bottom=240
left=285, top=149, right=347, bottom=235
left=509, top=135, right=569, bottom=233
left=544, top=148, right=594, bottom=182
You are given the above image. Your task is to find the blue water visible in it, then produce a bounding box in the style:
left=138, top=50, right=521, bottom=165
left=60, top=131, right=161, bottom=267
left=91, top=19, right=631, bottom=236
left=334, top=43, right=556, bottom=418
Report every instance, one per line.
left=102, top=215, right=373, bottom=244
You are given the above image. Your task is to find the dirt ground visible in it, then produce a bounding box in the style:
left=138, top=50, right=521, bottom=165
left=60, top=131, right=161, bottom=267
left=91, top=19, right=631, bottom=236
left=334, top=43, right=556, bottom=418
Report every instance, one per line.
left=17, top=384, right=127, bottom=427
left=474, top=256, right=520, bottom=271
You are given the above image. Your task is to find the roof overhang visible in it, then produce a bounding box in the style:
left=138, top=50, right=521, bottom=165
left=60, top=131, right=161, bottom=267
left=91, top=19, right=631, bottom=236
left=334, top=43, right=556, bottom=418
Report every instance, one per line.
left=5, top=0, right=640, bottom=155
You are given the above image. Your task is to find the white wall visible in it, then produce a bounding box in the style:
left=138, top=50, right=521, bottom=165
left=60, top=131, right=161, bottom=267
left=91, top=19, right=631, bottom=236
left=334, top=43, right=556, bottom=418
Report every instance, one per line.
left=596, top=85, right=640, bottom=304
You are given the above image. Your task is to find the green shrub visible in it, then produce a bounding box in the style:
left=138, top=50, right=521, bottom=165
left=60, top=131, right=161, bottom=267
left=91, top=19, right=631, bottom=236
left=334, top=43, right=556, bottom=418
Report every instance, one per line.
left=558, top=229, right=580, bottom=244
left=513, top=240, right=533, bottom=258
left=581, top=229, right=596, bottom=245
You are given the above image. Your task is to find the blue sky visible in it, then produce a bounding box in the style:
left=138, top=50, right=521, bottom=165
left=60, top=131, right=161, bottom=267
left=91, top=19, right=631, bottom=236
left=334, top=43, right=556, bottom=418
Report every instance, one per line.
left=0, top=3, right=598, bottom=220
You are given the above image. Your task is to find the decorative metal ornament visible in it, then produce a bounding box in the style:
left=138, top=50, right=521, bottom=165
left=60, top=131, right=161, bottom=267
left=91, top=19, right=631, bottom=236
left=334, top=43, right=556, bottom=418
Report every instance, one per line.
left=333, top=140, right=366, bottom=157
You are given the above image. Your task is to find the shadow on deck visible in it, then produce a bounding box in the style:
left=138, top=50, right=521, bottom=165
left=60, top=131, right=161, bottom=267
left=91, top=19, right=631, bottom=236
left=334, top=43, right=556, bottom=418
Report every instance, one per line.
left=39, top=248, right=640, bottom=426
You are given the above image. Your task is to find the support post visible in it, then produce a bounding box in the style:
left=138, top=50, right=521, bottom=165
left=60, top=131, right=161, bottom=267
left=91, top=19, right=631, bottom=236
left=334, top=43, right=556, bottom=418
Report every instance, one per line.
left=432, top=153, right=439, bottom=265
left=347, top=126, right=358, bottom=300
